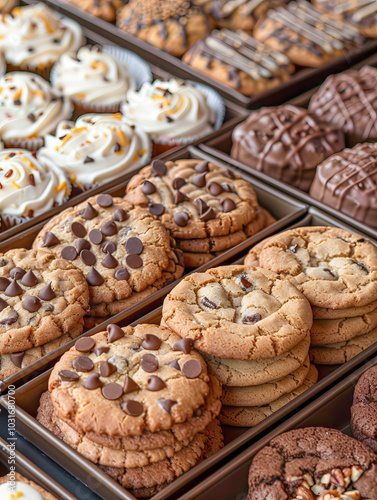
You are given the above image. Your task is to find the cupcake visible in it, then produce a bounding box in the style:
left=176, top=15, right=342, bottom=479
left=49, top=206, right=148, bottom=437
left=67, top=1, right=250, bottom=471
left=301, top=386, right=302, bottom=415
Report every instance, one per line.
left=122, top=78, right=224, bottom=155
left=37, top=113, right=151, bottom=190
left=0, top=72, right=73, bottom=151
left=0, top=3, right=84, bottom=78
left=0, top=148, right=70, bottom=229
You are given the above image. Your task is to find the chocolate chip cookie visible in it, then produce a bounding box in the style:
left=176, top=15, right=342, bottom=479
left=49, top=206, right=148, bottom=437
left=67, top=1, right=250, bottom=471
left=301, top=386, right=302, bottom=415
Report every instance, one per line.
left=351, top=365, right=377, bottom=453
left=62, top=0, right=126, bottom=22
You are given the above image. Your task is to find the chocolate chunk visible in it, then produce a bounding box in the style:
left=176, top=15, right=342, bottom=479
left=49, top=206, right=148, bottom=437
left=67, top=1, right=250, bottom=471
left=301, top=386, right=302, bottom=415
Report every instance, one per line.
left=140, top=353, right=158, bottom=372
left=5, top=279, right=23, bottom=297
left=72, top=356, right=94, bottom=372
left=61, top=246, right=78, bottom=261
left=194, top=198, right=208, bottom=215
left=81, top=249, right=96, bottom=266
left=221, top=198, right=236, bottom=212
left=173, top=338, right=192, bottom=354
left=100, top=360, right=117, bottom=377
left=23, top=296, right=41, bottom=312
left=113, top=208, right=128, bottom=222
left=174, top=212, right=189, bottom=227
left=101, top=241, right=116, bottom=254
left=208, top=182, right=224, bottom=196
left=126, top=254, right=143, bottom=269
left=75, top=337, right=95, bottom=352
left=89, top=229, right=103, bottom=245
left=0, top=311, right=19, bottom=325
left=59, top=370, right=79, bottom=381
left=147, top=375, right=166, bottom=391
left=123, top=375, right=139, bottom=394
left=175, top=191, right=189, bottom=204
left=182, top=359, right=202, bottom=379
left=75, top=239, right=91, bottom=253
left=0, top=298, right=8, bottom=312
left=94, top=345, right=110, bottom=356
left=151, top=160, right=167, bottom=176
left=115, top=268, right=130, bottom=281
left=356, top=261, right=370, bottom=274
left=125, top=237, right=143, bottom=255
left=27, top=113, right=36, bottom=122
left=172, top=177, right=186, bottom=190
left=200, top=207, right=216, bottom=221
left=0, top=260, right=6, bottom=268
left=42, top=231, right=60, bottom=247
left=10, top=352, right=24, bottom=368
left=223, top=168, right=235, bottom=179
left=222, top=183, right=234, bottom=192
left=195, top=161, right=209, bottom=173
left=121, top=400, right=143, bottom=416
left=243, top=313, right=262, bottom=324
left=158, top=399, right=177, bottom=414
left=141, top=334, right=162, bottom=350
left=39, top=282, right=56, bottom=301
left=10, top=267, right=26, bottom=280
left=169, top=359, right=181, bottom=371
left=149, top=203, right=164, bottom=216
left=85, top=373, right=102, bottom=390
left=81, top=202, right=98, bottom=220
left=289, top=244, right=298, bottom=253
left=102, top=383, right=123, bottom=400
left=107, top=324, right=124, bottom=342
left=97, top=194, right=113, bottom=207
left=101, top=253, right=118, bottom=269
left=240, top=276, right=252, bottom=289
left=191, top=172, right=206, bottom=187
left=84, top=156, right=94, bottom=164
left=21, top=270, right=38, bottom=287
left=71, top=222, right=87, bottom=238
left=0, top=277, right=10, bottom=291
left=202, top=297, right=217, bottom=309
left=142, top=180, right=156, bottom=195
left=86, top=267, right=104, bottom=286
left=101, top=221, right=118, bottom=236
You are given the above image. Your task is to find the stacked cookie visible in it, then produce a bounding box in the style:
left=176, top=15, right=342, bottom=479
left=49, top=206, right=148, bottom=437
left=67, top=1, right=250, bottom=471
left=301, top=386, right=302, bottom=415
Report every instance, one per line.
left=37, top=323, right=223, bottom=498
left=351, top=365, right=377, bottom=453
left=162, top=265, right=317, bottom=427
left=245, top=226, right=377, bottom=365
left=125, top=159, right=275, bottom=268
left=0, top=249, right=89, bottom=380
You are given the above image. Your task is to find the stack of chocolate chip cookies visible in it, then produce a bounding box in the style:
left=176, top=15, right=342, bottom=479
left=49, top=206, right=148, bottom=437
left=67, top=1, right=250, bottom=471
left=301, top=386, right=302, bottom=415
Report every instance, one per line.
left=125, top=159, right=275, bottom=268
left=245, top=226, right=377, bottom=365
left=33, top=193, right=184, bottom=321
left=37, top=323, right=223, bottom=498
left=0, top=248, right=89, bottom=380
left=162, top=265, right=317, bottom=427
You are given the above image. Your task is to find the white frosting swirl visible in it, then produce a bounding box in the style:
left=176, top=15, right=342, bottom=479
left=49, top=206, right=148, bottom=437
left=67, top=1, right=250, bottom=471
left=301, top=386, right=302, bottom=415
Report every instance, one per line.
left=0, top=3, right=84, bottom=69
left=53, top=46, right=134, bottom=105
left=0, top=148, right=69, bottom=217
left=122, top=79, right=215, bottom=141
left=38, top=113, right=151, bottom=187
left=0, top=481, right=44, bottom=500
left=0, top=72, right=73, bottom=141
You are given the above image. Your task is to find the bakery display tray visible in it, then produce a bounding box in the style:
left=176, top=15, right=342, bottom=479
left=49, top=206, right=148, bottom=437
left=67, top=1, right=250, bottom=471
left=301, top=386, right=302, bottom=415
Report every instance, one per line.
left=24, top=0, right=377, bottom=108
left=199, top=52, right=377, bottom=241
left=0, top=146, right=306, bottom=393
left=1, top=206, right=376, bottom=500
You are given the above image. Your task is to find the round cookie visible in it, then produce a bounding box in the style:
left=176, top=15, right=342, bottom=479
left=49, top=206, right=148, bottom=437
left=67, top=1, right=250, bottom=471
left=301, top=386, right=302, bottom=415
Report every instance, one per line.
left=202, top=334, right=310, bottom=387
left=175, top=230, right=247, bottom=253
left=61, top=0, right=127, bottom=22
left=246, top=427, right=377, bottom=499
left=220, top=364, right=318, bottom=427
left=312, top=300, right=377, bottom=320
left=162, top=265, right=313, bottom=360
left=222, top=355, right=310, bottom=407
left=0, top=248, right=89, bottom=355
left=33, top=194, right=182, bottom=316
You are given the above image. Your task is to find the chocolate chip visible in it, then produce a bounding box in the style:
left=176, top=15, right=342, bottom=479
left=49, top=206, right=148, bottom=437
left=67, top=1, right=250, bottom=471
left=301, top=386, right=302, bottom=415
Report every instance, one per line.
left=356, top=261, right=370, bottom=273
left=0, top=311, right=19, bottom=325
left=140, top=353, right=158, bottom=372
left=289, top=244, right=298, bottom=253
left=101, top=221, right=118, bottom=236
left=39, top=282, right=56, bottom=301
left=75, top=239, right=91, bottom=253
left=10, top=267, right=26, bottom=280
left=75, top=337, right=95, bottom=352
left=202, top=297, right=217, bottom=309
left=169, top=359, right=181, bottom=371
left=10, top=352, right=24, bottom=368
left=223, top=168, right=235, bottom=179
left=42, top=231, right=60, bottom=247
left=71, top=222, right=86, bottom=238
left=208, top=182, right=223, bottom=196
left=0, top=277, right=10, bottom=291
left=113, top=208, right=128, bottom=222
left=222, top=183, right=234, bottom=192
left=175, top=191, right=189, bottom=204
left=174, top=212, right=189, bottom=227
left=80, top=249, right=96, bottom=266
left=61, top=246, right=78, bottom=261
left=194, top=198, right=208, bottom=215
left=107, top=324, right=124, bottom=342
left=27, top=112, right=36, bottom=122
left=149, top=203, right=164, bottom=216
left=121, top=400, right=143, bottom=416
left=100, top=360, right=117, bottom=377
left=126, top=254, right=143, bottom=269
left=102, top=383, right=123, bottom=400
left=172, top=178, right=186, bottom=190
left=123, top=375, right=139, bottom=394
left=141, top=334, right=162, bottom=350
left=101, top=253, right=118, bottom=269
left=21, top=270, right=38, bottom=287
left=182, top=359, right=202, bottom=379
left=89, top=229, right=103, bottom=245
left=191, top=172, right=206, bottom=187
left=0, top=260, right=6, bottom=268
left=125, top=237, right=143, bottom=255
left=151, top=160, right=167, bottom=176
left=173, top=338, right=192, bottom=354
left=200, top=207, right=216, bottom=221
left=86, top=267, right=104, bottom=286
left=158, top=399, right=177, bottom=414
left=81, top=203, right=98, bottom=220
left=59, top=370, right=79, bottom=381
left=23, top=296, right=41, bottom=312
left=101, top=241, right=116, bottom=254
left=142, top=180, right=156, bottom=195
left=115, top=268, right=130, bottom=281
left=243, top=313, right=262, bottom=324
left=221, top=198, right=236, bottom=212
left=5, top=279, right=23, bottom=297
left=147, top=375, right=166, bottom=391
left=195, top=161, right=209, bottom=173
left=97, top=194, right=113, bottom=207
left=0, top=298, right=8, bottom=312
left=84, top=156, right=94, bottom=164
left=72, top=356, right=94, bottom=372
left=85, top=373, right=102, bottom=390
left=240, top=276, right=252, bottom=289
left=94, top=345, right=110, bottom=356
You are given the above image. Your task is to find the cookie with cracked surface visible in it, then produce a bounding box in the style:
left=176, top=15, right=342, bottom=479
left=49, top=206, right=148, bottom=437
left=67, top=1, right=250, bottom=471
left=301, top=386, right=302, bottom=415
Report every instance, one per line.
left=220, top=364, right=318, bottom=427
left=312, top=300, right=377, bottom=320
left=162, top=265, right=312, bottom=360
left=0, top=472, right=58, bottom=500
left=0, top=248, right=89, bottom=355
left=33, top=194, right=179, bottom=316
left=246, top=427, right=377, bottom=499
left=125, top=159, right=259, bottom=239
left=62, top=0, right=126, bottom=22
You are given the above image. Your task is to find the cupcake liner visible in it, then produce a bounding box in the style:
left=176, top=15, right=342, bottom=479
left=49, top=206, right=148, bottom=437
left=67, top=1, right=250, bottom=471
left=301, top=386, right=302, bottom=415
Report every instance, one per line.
left=70, top=100, right=121, bottom=121
left=1, top=213, right=29, bottom=230
left=3, top=137, right=44, bottom=151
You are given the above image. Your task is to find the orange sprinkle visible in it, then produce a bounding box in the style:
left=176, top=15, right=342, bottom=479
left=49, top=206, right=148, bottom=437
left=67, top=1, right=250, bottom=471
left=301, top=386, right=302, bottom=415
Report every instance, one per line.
left=13, top=88, right=22, bottom=100
left=114, top=149, right=123, bottom=156
left=58, top=134, right=72, bottom=149
left=117, top=129, right=127, bottom=147
left=71, top=174, right=76, bottom=184
left=71, top=127, right=87, bottom=134
left=33, top=90, right=45, bottom=98
left=134, top=149, right=146, bottom=160
left=56, top=181, right=67, bottom=193
left=111, top=113, right=122, bottom=120
left=11, top=180, right=20, bottom=190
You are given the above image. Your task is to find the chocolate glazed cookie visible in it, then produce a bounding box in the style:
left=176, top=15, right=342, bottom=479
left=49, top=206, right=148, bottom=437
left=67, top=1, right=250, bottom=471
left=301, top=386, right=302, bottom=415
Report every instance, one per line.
left=351, top=365, right=377, bottom=453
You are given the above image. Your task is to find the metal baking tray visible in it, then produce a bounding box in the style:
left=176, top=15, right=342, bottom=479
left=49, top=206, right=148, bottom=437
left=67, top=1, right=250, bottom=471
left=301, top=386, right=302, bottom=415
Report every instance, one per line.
left=199, top=52, right=377, bottom=240
left=0, top=146, right=306, bottom=393
left=178, top=354, right=377, bottom=500
left=23, top=0, right=377, bottom=108
left=1, top=207, right=376, bottom=500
